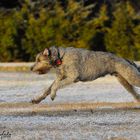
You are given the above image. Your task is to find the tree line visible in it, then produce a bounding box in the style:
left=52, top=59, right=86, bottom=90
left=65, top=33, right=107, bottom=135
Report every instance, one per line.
left=0, top=0, right=140, bottom=62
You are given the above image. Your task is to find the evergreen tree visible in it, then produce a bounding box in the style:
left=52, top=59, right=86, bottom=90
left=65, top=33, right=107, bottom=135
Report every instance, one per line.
left=133, top=24, right=140, bottom=60
left=105, top=2, right=136, bottom=59
left=0, top=11, right=17, bottom=61
left=0, top=2, right=30, bottom=61
left=87, top=4, right=109, bottom=51
left=23, top=0, right=95, bottom=60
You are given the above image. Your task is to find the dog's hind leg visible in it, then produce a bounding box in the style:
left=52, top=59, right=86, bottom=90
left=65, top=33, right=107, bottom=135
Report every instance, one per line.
left=116, top=74, right=140, bottom=102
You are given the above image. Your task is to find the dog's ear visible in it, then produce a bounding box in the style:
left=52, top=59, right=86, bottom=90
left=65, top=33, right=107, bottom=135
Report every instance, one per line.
left=49, top=46, right=59, bottom=60
left=43, top=48, right=50, bottom=56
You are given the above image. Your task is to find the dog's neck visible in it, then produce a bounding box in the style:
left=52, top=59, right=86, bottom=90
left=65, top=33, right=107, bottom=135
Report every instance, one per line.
left=49, top=47, right=65, bottom=67
left=58, top=47, right=65, bottom=59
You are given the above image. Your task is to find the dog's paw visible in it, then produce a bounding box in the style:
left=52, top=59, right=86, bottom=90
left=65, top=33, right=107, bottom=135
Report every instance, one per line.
left=50, top=94, right=56, bottom=101
left=51, top=97, right=55, bottom=101
left=31, top=99, right=41, bottom=104
left=51, top=96, right=55, bottom=101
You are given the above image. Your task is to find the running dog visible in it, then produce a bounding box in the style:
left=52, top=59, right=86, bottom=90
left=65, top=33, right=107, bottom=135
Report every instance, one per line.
left=31, top=46, right=140, bottom=104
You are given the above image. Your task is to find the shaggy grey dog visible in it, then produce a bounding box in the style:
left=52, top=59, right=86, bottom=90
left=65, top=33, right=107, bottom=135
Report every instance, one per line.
left=31, top=46, right=140, bottom=104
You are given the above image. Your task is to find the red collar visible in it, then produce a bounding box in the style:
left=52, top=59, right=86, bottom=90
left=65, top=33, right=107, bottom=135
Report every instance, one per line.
left=55, top=59, right=62, bottom=66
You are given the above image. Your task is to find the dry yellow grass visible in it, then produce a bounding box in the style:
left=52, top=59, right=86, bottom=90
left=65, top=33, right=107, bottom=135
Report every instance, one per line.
left=0, top=102, right=140, bottom=116
left=0, top=66, right=30, bottom=72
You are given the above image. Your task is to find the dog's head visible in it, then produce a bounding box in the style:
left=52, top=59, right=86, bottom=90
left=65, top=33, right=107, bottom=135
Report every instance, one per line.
left=31, top=47, right=62, bottom=74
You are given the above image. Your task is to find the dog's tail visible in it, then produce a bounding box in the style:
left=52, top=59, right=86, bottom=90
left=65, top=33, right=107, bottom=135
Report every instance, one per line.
left=116, top=74, right=140, bottom=101
left=114, top=58, right=140, bottom=101
left=115, top=58, right=140, bottom=87
left=125, top=59, right=140, bottom=72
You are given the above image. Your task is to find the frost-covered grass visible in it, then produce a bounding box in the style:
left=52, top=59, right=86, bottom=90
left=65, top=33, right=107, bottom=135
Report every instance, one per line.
left=1, top=109, right=140, bottom=140
left=0, top=72, right=138, bottom=103
left=0, top=71, right=140, bottom=139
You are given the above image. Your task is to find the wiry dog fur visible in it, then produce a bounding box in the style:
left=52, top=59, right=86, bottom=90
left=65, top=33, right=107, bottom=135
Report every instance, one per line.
left=31, top=46, right=140, bottom=104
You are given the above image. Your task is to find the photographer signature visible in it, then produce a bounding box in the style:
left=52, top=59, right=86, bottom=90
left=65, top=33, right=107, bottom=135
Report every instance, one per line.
left=0, top=130, right=11, bottom=140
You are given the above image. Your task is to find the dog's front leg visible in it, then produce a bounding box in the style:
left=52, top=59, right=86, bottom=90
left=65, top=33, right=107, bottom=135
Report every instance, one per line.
left=31, top=75, right=63, bottom=104
left=50, top=77, right=77, bottom=101
left=31, top=82, right=54, bottom=104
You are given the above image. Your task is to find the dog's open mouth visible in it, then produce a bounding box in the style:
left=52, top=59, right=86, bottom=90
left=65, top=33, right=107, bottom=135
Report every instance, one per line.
left=37, top=71, right=46, bottom=75
left=36, top=69, right=50, bottom=75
